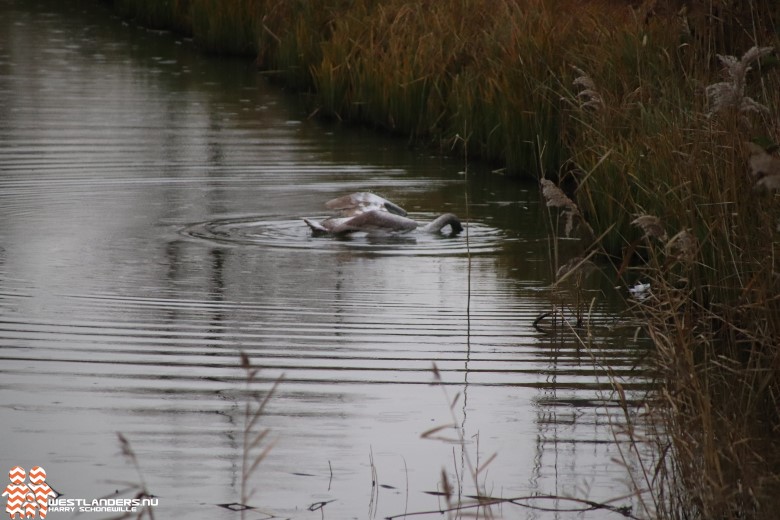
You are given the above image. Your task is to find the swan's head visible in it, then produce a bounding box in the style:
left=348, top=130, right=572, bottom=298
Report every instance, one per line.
left=449, top=218, right=464, bottom=234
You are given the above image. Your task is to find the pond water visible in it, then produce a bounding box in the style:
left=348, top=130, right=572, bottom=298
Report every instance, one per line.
left=0, top=1, right=653, bottom=518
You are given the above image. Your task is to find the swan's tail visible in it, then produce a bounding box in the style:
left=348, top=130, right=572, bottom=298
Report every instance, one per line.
left=304, top=218, right=330, bottom=236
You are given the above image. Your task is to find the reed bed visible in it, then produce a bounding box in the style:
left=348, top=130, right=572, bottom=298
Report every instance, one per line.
left=110, top=0, right=629, bottom=174
left=557, top=6, right=780, bottom=516
left=109, top=0, right=780, bottom=517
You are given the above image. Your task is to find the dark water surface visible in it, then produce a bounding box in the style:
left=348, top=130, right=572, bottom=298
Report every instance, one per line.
left=0, top=1, right=652, bottom=518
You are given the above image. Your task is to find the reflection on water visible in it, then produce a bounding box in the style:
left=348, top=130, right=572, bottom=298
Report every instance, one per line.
left=0, top=1, right=652, bottom=518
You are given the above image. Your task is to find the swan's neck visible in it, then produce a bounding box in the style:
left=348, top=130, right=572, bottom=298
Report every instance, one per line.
left=422, top=213, right=463, bottom=234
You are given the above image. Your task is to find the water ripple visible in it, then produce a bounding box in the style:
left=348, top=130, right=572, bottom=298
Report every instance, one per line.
left=181, top=213, right=507, bottom=255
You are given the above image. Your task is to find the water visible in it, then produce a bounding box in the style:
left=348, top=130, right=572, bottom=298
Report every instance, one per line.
left=0, top=1, right=652, bottom=518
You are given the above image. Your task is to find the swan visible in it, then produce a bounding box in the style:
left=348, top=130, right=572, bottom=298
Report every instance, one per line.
left=304, top=192, right=463, bottom=237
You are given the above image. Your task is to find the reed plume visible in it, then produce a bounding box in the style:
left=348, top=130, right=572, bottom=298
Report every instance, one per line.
left=631, top=215, right=668, bottom=242
left=540, top=178, right=590, bottom=238
left=705, top=46, right=773, bottom=119
left=746, top=142, right=780, bottom=192
left=572, top=65, right=604, bottom=111
left=665, top=229, right=697, bottom=264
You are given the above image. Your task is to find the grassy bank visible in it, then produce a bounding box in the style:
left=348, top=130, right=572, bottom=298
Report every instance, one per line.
left=110, top=0, right=634, bottom=174
left=109, top=0, right=780, bottom=517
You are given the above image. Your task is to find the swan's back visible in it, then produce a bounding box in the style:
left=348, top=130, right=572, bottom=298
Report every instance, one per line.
left=328, top=210, right=418, bottom=234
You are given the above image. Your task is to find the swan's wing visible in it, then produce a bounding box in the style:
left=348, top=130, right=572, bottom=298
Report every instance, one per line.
left=325, top=192, right=407, bottom=217
left=330, top=210, right=418, bottom=234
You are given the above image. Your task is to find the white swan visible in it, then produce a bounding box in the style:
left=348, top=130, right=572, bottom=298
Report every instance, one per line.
left=304, top=192, right=463, bottom=237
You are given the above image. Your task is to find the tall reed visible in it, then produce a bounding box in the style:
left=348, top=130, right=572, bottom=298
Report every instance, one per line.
left=561, top=5, right=780, bottom=514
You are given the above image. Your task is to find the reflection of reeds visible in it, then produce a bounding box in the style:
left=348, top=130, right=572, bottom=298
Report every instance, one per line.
left=116, top=433, right=156, bottom=520
left=397, top=364, right=641, bottom=519
left=114, top=354, right=281, bottom=519
left=418, top=364, right=496, bottom=519
left=238, top=352, right=281, bottom=519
